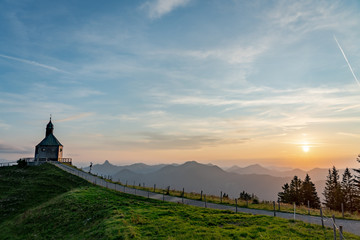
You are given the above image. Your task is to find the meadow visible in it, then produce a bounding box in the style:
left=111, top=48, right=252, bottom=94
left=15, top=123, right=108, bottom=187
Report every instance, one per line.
left=0, top=164, right=359, bottom=239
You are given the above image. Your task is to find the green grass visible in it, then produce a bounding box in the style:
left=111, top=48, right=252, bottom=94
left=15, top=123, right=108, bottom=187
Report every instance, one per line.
left=0, top=163, right=90, bottom=222
left=119, top=182, right=360, bottom=221
left=1, top=164, right=359, bottom=239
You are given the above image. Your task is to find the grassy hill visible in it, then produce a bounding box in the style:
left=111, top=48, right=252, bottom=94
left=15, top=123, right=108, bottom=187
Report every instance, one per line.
left=0, top=164, right=359, bottom=239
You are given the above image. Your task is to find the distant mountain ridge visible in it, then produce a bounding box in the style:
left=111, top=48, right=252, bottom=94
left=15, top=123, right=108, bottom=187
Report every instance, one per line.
left=227, top=164, right=345, bottom=182
left=112, top=161, right=290, bottom=200
left=84, top=160, right=176, bottom=176
left=85, top=160, right=351, bottom=201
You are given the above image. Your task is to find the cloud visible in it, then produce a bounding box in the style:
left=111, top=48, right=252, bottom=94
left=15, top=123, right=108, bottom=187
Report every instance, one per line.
left=0, top=143, right=32, bottom=154
left=160, top=45, right=267, bottom=65
left=0, top=121, right=10, bottom=130
left=141, top=0, right=191, bottom=19
left=56, top=112, right=95, bottom=122
left=146, top=85, right=360, bottom=137
left=0, top=53, right=68, bottom=73
left=267, top=1, right=346, bottom=35
left=108, top=132, right=249, bottom=150
left=71, top=89, right=104, bottom=98
left=337, top=132, right=360, bottom=138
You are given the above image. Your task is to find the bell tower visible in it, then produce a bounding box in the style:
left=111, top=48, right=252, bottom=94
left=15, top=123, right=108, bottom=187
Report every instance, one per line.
left=45, top=117, right=54, bottom=137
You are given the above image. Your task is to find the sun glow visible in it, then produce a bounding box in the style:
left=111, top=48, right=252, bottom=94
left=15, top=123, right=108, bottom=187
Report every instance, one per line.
left=302, top=145, right=310, bottom=152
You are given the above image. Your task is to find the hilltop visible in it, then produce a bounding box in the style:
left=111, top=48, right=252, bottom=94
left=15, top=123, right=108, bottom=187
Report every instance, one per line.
left=0, top=164, right=358, bottom=239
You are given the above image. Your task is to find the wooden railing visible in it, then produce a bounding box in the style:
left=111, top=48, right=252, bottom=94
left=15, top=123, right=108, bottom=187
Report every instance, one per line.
left=58, top=158, right=72, bottom=165
left=0, top=157, right=73, bottom=167
left=0, top=161, right=17, bottom=167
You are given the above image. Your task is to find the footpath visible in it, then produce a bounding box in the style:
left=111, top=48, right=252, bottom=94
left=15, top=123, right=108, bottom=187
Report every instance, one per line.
left=54, top=162, right=360, bottom=236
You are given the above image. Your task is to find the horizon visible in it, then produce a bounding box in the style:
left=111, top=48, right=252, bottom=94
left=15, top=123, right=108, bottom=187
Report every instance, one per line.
left=1, top=1, right=360, bottom=170
left=75, top=159, right=353, bottom=173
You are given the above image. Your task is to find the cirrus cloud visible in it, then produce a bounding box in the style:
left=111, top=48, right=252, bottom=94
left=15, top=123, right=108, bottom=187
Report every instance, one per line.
left=141, top=0, right=191, bottom=19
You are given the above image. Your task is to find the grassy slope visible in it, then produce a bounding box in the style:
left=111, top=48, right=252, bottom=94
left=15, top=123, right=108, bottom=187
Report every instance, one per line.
left=0, top=164, right=359, bottom=240
left=0, top=163, right=90, bottom=223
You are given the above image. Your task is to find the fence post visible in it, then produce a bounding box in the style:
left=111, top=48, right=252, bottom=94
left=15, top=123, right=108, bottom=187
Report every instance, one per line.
left=220, top=191, right=222, bottom=203
left=320, top=207, right=324, bottom=228
left=235, top=199, right=238, bottom=213
left=293, top=202, right=296, bottom=220
left=339, top=226, right=343, bottom=240
left=308, top=200, right=310, bottom=215
left=341, top=203, right=344, bottom=218
left=273, top=201, right=276, bottom=217
left=200, top=190, right=203, bottom=200
left=332, top=215, right=336, bottom=240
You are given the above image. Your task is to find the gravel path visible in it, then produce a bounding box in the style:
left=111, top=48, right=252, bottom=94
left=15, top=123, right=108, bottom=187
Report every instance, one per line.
left=54, top=163, right=360, bottom=236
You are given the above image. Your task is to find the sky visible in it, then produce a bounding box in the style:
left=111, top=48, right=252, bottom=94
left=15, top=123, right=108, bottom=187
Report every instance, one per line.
left=1, top=0, right=360, bottom=169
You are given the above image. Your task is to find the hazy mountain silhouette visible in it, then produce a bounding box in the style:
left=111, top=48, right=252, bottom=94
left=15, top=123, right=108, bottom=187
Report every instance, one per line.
left=84, top=160, right=174, bottom=176
left=227, top=164, right=274, bottom=175
left=88, top=160, right=350, bottom=201
left=112, top=161, right=290, bottom=200
left=227, top=164, right=345, bottom=182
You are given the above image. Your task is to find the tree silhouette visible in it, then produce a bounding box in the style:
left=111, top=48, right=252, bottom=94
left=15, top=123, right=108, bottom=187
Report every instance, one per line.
left=278, top=174, right=320, bottom=208
left=341, top=168, right=357, bottom=212
left=289, top=176, right=302, bottom=205
left=323, top=166, right=343, bottom=211
left=301, top=174, right=320, bottom=208
left=278, top=183, right=290, bottom=203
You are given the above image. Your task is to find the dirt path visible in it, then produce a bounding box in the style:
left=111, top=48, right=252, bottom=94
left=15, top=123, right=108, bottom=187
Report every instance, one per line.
left=54, top=163, right=360, bottom=236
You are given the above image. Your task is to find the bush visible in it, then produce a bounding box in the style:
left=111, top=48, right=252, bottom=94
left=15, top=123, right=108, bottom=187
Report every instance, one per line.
left=17, top=159, right=27, bottom=168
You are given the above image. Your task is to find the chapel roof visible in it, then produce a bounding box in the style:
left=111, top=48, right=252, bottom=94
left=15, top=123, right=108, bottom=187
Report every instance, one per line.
left=36, top=133, right=63, bottom=147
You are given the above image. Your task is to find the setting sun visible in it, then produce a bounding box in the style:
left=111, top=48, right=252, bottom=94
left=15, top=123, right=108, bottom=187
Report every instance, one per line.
left=302, top=145, right=310, bottom=152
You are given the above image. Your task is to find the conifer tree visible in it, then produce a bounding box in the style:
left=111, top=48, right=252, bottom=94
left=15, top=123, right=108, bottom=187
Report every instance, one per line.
left=353, top=155, right=360, bottom=209
left=354, top=154, right=360, bottom=186
left=278, top=183, right=290, bottom=203
left=289, top=175, right=302, bottom=205
left=323, top=166, right=343, bottom=211
left=341, top=168, right=356, bottom=212
left=301, top=174, right=320, bottom=208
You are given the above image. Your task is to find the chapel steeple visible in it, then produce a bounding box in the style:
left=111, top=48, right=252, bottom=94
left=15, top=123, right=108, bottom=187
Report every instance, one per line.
left=45, top=117, right=54, bottom=137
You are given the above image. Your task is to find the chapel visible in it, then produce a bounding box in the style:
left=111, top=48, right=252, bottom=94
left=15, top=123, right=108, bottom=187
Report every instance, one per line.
left=34, top=118, right=63, bottom=162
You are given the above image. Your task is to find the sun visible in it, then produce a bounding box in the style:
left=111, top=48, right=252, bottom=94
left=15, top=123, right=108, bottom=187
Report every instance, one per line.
left=302, top=145, right=310, bottom=152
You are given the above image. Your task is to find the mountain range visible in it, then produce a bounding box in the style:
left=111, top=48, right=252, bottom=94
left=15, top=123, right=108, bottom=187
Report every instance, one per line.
left=83, top=160, right=352, bottom=201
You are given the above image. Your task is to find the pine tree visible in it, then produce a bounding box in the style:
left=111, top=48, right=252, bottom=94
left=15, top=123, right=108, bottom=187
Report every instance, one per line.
left=278, top=183, right=290, bottom=203
left=323, top=166, right=343, bottom=211
left=301, top=174, right=320, bottom=209
left=354, top=154, right=360, bottom=186
left=351, top=155, right=360, bottom=211
left=289, top=176, right=302, bottom=205
left=341, top=168, right=356, bottom=212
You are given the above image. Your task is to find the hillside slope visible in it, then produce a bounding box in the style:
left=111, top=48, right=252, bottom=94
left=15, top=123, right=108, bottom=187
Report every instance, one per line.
left=0, top=164, right=358, bottom=240
left=0, top=163, right=90, bottom=222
